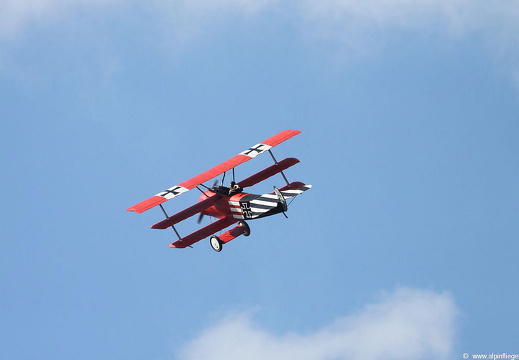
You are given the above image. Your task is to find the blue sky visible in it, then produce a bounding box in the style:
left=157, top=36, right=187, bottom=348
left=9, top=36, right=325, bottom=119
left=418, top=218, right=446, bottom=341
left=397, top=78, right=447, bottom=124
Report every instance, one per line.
left=1, top=1, right=518, bottom=359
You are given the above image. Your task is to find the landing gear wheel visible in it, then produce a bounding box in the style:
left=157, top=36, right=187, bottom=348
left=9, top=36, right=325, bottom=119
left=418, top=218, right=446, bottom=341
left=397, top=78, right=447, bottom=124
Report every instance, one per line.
left=238, top=221, right=251, bottom=237
left=210, top=235, right=223, bottom=252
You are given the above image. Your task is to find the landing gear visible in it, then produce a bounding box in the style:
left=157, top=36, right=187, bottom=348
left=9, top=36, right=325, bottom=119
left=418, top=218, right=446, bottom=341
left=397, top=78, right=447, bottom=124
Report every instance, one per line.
left=210, top=235, right=223, bottom=252
left=210, top=221, right=250, bottom=252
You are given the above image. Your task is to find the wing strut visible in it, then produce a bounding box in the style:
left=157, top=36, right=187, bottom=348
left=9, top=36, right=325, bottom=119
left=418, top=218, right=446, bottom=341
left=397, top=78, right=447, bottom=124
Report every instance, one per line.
left=159, top=204, right=182, bottom=240
left=268, top=150, right=290, bottom=187
left=196, top=186, right=210, bottom=197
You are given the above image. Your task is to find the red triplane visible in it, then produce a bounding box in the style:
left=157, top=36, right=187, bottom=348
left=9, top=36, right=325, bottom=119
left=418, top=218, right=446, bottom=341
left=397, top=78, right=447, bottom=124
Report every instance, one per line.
left=127, top=130, right=312, bottom=252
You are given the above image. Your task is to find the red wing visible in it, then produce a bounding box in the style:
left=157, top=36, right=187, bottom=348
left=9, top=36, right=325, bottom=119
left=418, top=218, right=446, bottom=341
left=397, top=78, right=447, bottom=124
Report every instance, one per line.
left=238, top=157, right=300, bottom=188
left=150, top=158, right=300, bottom=229
left=127, top=130, right=301, bottom=213
left=150, top=194, right=220, bottom=229
left=169, top=217, right=238, bottom=248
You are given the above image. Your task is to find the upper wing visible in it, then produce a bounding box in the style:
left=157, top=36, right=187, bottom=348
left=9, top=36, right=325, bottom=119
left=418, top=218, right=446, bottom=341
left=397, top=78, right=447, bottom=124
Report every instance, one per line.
left=127, top=129, right=301, bottom=213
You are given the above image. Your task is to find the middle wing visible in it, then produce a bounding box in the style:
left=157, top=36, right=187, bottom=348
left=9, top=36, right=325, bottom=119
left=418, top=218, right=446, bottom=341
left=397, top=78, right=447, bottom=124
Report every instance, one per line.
left=150, top=193, right=221, bottom=230
left=127, top=129, right=301, bottom=213
left=237, top=157, right=299, bottom=188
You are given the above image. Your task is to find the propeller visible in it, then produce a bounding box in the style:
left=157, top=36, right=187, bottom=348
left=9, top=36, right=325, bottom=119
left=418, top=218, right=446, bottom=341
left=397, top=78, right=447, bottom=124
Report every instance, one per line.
left=197, top=212, right=205, bottom=224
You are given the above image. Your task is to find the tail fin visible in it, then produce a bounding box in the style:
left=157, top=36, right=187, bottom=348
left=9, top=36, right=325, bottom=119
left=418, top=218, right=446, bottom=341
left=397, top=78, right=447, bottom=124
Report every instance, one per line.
left=277, top=182, right=312, bottom=200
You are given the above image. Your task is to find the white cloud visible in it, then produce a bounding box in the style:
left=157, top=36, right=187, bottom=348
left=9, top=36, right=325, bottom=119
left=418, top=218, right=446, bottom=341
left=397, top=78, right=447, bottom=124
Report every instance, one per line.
left=299, top=0, right=517, bottom=61
left=150, top=0, right=277, bottom=46
left=176, top=287, right=458, bottom=360
left=3, top=0, right=519, bottom=50
left=163, top=0, right=275, bottom=16
left=298, top=0, right=519, bottom=86
left=0, top=0, right=121, bottom=38
left=2, top=0, right=519, bottom=85
left=0, top=0, right=273, bottom=39
left=301, top=0, right=470, bottom=30
left=2, top=0, right=519, bottom=42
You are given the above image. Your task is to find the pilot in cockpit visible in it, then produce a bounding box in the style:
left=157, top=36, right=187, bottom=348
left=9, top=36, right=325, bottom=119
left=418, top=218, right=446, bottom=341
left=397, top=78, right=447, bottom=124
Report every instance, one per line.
left=228, top=181, right=243, bottom=196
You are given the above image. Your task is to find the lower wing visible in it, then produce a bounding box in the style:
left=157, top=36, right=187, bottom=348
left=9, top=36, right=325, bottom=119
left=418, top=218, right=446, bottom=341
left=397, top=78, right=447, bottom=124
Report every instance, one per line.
left=169, top=217, right=238, bottom=248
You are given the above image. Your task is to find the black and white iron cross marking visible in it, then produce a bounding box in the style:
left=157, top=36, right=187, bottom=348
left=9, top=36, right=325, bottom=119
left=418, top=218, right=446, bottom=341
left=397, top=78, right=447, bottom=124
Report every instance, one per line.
left=240, top=202, right=253, bottom=219
left=243, top=144, right=266, bottom=157
left=159, top=186, right=184, bottom=198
